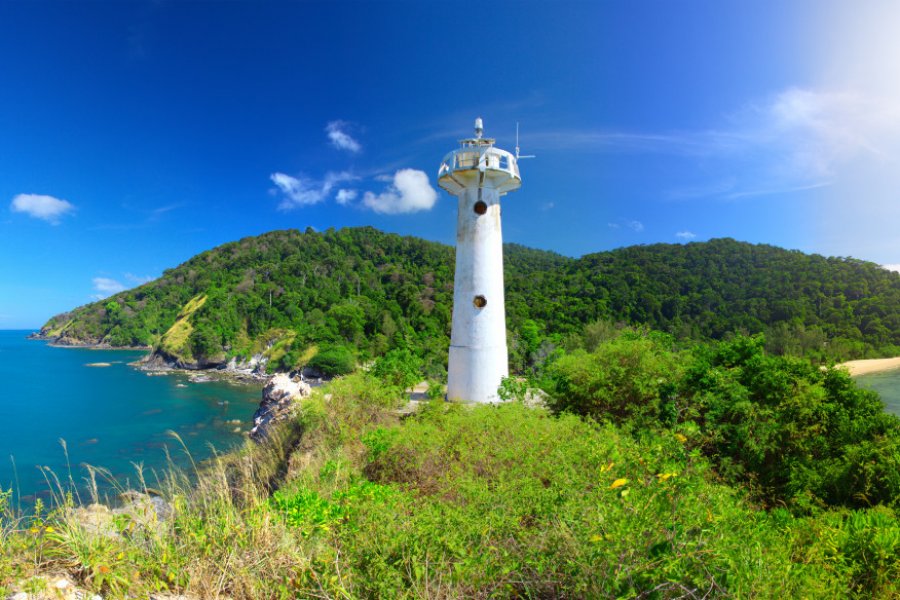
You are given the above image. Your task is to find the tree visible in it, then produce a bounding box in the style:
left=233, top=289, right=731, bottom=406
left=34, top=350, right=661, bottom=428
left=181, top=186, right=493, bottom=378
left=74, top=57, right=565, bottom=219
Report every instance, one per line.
left=371, top=348, right=423, bottom=391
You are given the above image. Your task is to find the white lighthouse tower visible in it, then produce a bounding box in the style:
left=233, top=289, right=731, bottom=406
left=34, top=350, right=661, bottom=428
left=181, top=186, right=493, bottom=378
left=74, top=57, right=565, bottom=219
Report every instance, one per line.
left=438, top=118, right=522, bottom=403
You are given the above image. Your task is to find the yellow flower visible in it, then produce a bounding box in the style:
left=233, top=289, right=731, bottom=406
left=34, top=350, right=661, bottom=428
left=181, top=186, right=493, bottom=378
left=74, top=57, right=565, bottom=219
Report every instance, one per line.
left=589, top=534, right=604, bottom=543
left=674, top=433, right=687, bottom=443
left=29, top=527, right=40, bottom=534
left=600, top=461, right=615, bottom=473
left=44, top=526, right=54, bottom=533
left=610, top=478, right=628, bottom=489
left=116, top=552, right=125, bottom=561
left=657, top=472, right=678, bottom=481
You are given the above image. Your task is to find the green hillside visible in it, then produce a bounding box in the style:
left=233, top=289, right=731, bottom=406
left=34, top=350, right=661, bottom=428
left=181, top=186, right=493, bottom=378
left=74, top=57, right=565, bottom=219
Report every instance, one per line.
left=39, top=227, right=900, bottom=371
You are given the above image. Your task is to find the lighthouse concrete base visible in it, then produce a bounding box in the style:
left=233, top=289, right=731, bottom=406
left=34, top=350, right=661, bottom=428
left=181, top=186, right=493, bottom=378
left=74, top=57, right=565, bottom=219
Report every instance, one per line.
left=447, top=343, right=509, bottom=403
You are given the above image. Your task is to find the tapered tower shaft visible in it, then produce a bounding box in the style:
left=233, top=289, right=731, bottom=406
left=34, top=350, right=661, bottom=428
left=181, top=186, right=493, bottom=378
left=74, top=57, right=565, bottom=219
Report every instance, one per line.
left=438, top=119, right=522, bottom=403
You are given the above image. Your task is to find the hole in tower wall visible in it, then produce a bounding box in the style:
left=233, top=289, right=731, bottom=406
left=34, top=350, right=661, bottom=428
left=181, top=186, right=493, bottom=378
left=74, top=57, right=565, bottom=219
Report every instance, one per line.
left=473, top=201, right=488, bottom=215
left=473, top=295, right=487, bottom=308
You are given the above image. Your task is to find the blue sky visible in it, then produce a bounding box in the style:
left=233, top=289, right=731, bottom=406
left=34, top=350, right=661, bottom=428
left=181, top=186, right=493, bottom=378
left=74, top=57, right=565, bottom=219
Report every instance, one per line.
left=2, top=1, right=900, bottom=329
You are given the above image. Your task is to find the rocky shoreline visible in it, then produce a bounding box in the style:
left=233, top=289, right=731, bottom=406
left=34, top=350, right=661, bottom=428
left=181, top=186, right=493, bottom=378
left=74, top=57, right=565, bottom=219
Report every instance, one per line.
left=27, top=331, right=150, bottom=350
left=30, top=329, right=322, bottom=441
left=30, top=330, right=281, bottom=382
left=249, top=373, right=312, bottom=440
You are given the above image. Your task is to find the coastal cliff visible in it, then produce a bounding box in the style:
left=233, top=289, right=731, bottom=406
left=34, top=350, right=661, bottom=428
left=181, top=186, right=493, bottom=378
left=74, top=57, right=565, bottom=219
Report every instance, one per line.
left=249, top=373, right=311, bottom=441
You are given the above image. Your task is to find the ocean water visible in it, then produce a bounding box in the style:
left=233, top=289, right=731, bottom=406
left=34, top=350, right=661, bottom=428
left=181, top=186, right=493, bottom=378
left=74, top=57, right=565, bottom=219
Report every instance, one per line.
left=856, top=368, right=900, bottom=415
left=0, top=330, right=261, bottom=503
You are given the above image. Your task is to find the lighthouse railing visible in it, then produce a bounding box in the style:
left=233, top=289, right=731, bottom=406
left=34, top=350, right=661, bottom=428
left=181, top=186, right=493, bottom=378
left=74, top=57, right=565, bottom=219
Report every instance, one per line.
left=439, top=148, right=520, bottom=180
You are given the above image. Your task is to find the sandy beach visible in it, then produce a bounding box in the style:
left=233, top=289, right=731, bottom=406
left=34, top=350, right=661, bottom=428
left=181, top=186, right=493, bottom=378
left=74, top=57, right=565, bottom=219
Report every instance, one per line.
left=838, top=357, right=900, bottom=377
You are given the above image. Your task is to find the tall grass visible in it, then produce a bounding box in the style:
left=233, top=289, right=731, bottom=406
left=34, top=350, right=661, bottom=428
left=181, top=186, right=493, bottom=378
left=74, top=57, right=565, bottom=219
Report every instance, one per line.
left=1, top=369, right=900, bottom=597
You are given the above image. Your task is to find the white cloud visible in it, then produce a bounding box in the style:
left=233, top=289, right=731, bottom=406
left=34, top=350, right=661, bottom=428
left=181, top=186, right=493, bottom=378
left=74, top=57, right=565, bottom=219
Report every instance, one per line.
left=676, top=231, right=697, bottom=240
left=326, top=121, right=361, bottom=153
left=10, top=194, right=75, bottom=224
left=758, top=88, right=899, bottom=180
left=323, top=171, right=356, bottom=193
left=92, top=277, right=125, bottom=300
left=335, top=189, right=358, bottom=205
left=883, top=264, right=900, bottom=273
left=270, top=173, right=322, bottom=207
left=270, top=171, right=357, bottom=210
left=607, top=219, right=644, bottom=232
left=362, top=169, right=437, bottom=215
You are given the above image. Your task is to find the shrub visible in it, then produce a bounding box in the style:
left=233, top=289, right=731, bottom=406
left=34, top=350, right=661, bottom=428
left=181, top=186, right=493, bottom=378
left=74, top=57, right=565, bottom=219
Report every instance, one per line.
left=307, top=344, right=356, bottom=376
left=370, top=348, right=422, bottom=391
left=543, top=330, right=682, bottom=426
left=544, top=331, right=900, bottom=513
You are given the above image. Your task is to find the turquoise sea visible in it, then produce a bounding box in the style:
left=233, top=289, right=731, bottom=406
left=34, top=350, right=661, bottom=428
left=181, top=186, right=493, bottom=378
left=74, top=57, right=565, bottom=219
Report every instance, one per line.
left=0, top=330, right=261, bottom=503
left=856, top=369, right=900, bottom=415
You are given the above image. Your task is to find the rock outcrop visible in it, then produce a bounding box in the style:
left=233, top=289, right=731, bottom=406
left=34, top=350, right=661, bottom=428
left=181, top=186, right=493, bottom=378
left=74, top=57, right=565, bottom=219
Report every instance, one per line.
left=72, top=491, right=173, bottom=539
left=250, top=373, right=311, bottom=441
left=138, top=347, right=228, bottom=371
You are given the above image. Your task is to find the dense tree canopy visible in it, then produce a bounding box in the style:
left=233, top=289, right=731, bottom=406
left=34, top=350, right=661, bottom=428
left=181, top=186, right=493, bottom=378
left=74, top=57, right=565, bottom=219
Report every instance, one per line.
left=39, top=228, right=900, bottom=373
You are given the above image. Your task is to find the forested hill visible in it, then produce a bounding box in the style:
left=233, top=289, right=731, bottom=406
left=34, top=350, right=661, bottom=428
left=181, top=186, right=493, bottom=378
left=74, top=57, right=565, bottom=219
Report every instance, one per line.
left=38, top=227, right=900, bottom=373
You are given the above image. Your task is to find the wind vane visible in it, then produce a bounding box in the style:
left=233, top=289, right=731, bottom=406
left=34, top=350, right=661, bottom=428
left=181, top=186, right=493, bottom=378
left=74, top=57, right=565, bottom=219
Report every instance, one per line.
left=515, top=122, right=536, bottom=160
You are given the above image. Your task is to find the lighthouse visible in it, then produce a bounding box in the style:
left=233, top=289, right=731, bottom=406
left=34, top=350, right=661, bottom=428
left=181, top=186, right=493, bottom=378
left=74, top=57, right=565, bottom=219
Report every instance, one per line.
left=438, top=118, right=522, bottom=403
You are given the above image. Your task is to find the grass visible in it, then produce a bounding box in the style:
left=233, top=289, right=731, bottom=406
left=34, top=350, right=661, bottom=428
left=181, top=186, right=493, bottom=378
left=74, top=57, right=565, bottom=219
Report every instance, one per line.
left=2, top=371, right=900, bottom=598
left=158, top=294, right=207, bottom=359
left=44, top=319, right=73, bottom=338
left=262, top=330, right=297, bottom=364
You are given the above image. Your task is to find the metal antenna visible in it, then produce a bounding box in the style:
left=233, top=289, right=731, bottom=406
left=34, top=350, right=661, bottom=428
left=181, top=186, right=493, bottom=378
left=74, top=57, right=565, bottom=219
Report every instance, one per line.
left=515, top=122, right=536, bottom=160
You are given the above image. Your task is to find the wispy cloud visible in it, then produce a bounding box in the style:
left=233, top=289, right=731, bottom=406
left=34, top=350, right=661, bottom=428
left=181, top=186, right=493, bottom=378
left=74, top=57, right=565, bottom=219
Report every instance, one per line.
left=125, top=273, right=154, bottom=285
left=723, top=181, right=834, bottom=201
left=363, top=169, right=437, bottom=215
left=607, top=219, right=644, bottom=232
left=535, top=87, right=900, bottom=203
left=270, top=171, right=358, bottom=210
left=89, top=202, right=182, bottom=232
left=148, top=204, right=181, bottom=219
left=526, top=130, right=741, bottom=156
left=675, top=231, right=697, bottom=240
left=10, top=194, right=75, bottom=224
left=326, top=121, right=361, bottom=153
left=335, top=189, right=358, bottom=205
left=533, top=88, right=900, bottom=166
left=883, top=264, right=900, bottom=273
left=91, top=277, right=125, bottom=300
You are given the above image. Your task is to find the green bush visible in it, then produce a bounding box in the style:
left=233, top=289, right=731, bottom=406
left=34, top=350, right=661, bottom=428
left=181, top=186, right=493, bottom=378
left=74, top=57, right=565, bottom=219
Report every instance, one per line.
left=370, top=348, right=422, bottom=391
left=544, top=329, right=682, bottom=426
left=307, top=344, right=356, bottom=376
left=543, top=331, right=900, bottom=513
left=683, top=335, right=900, bottom=510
